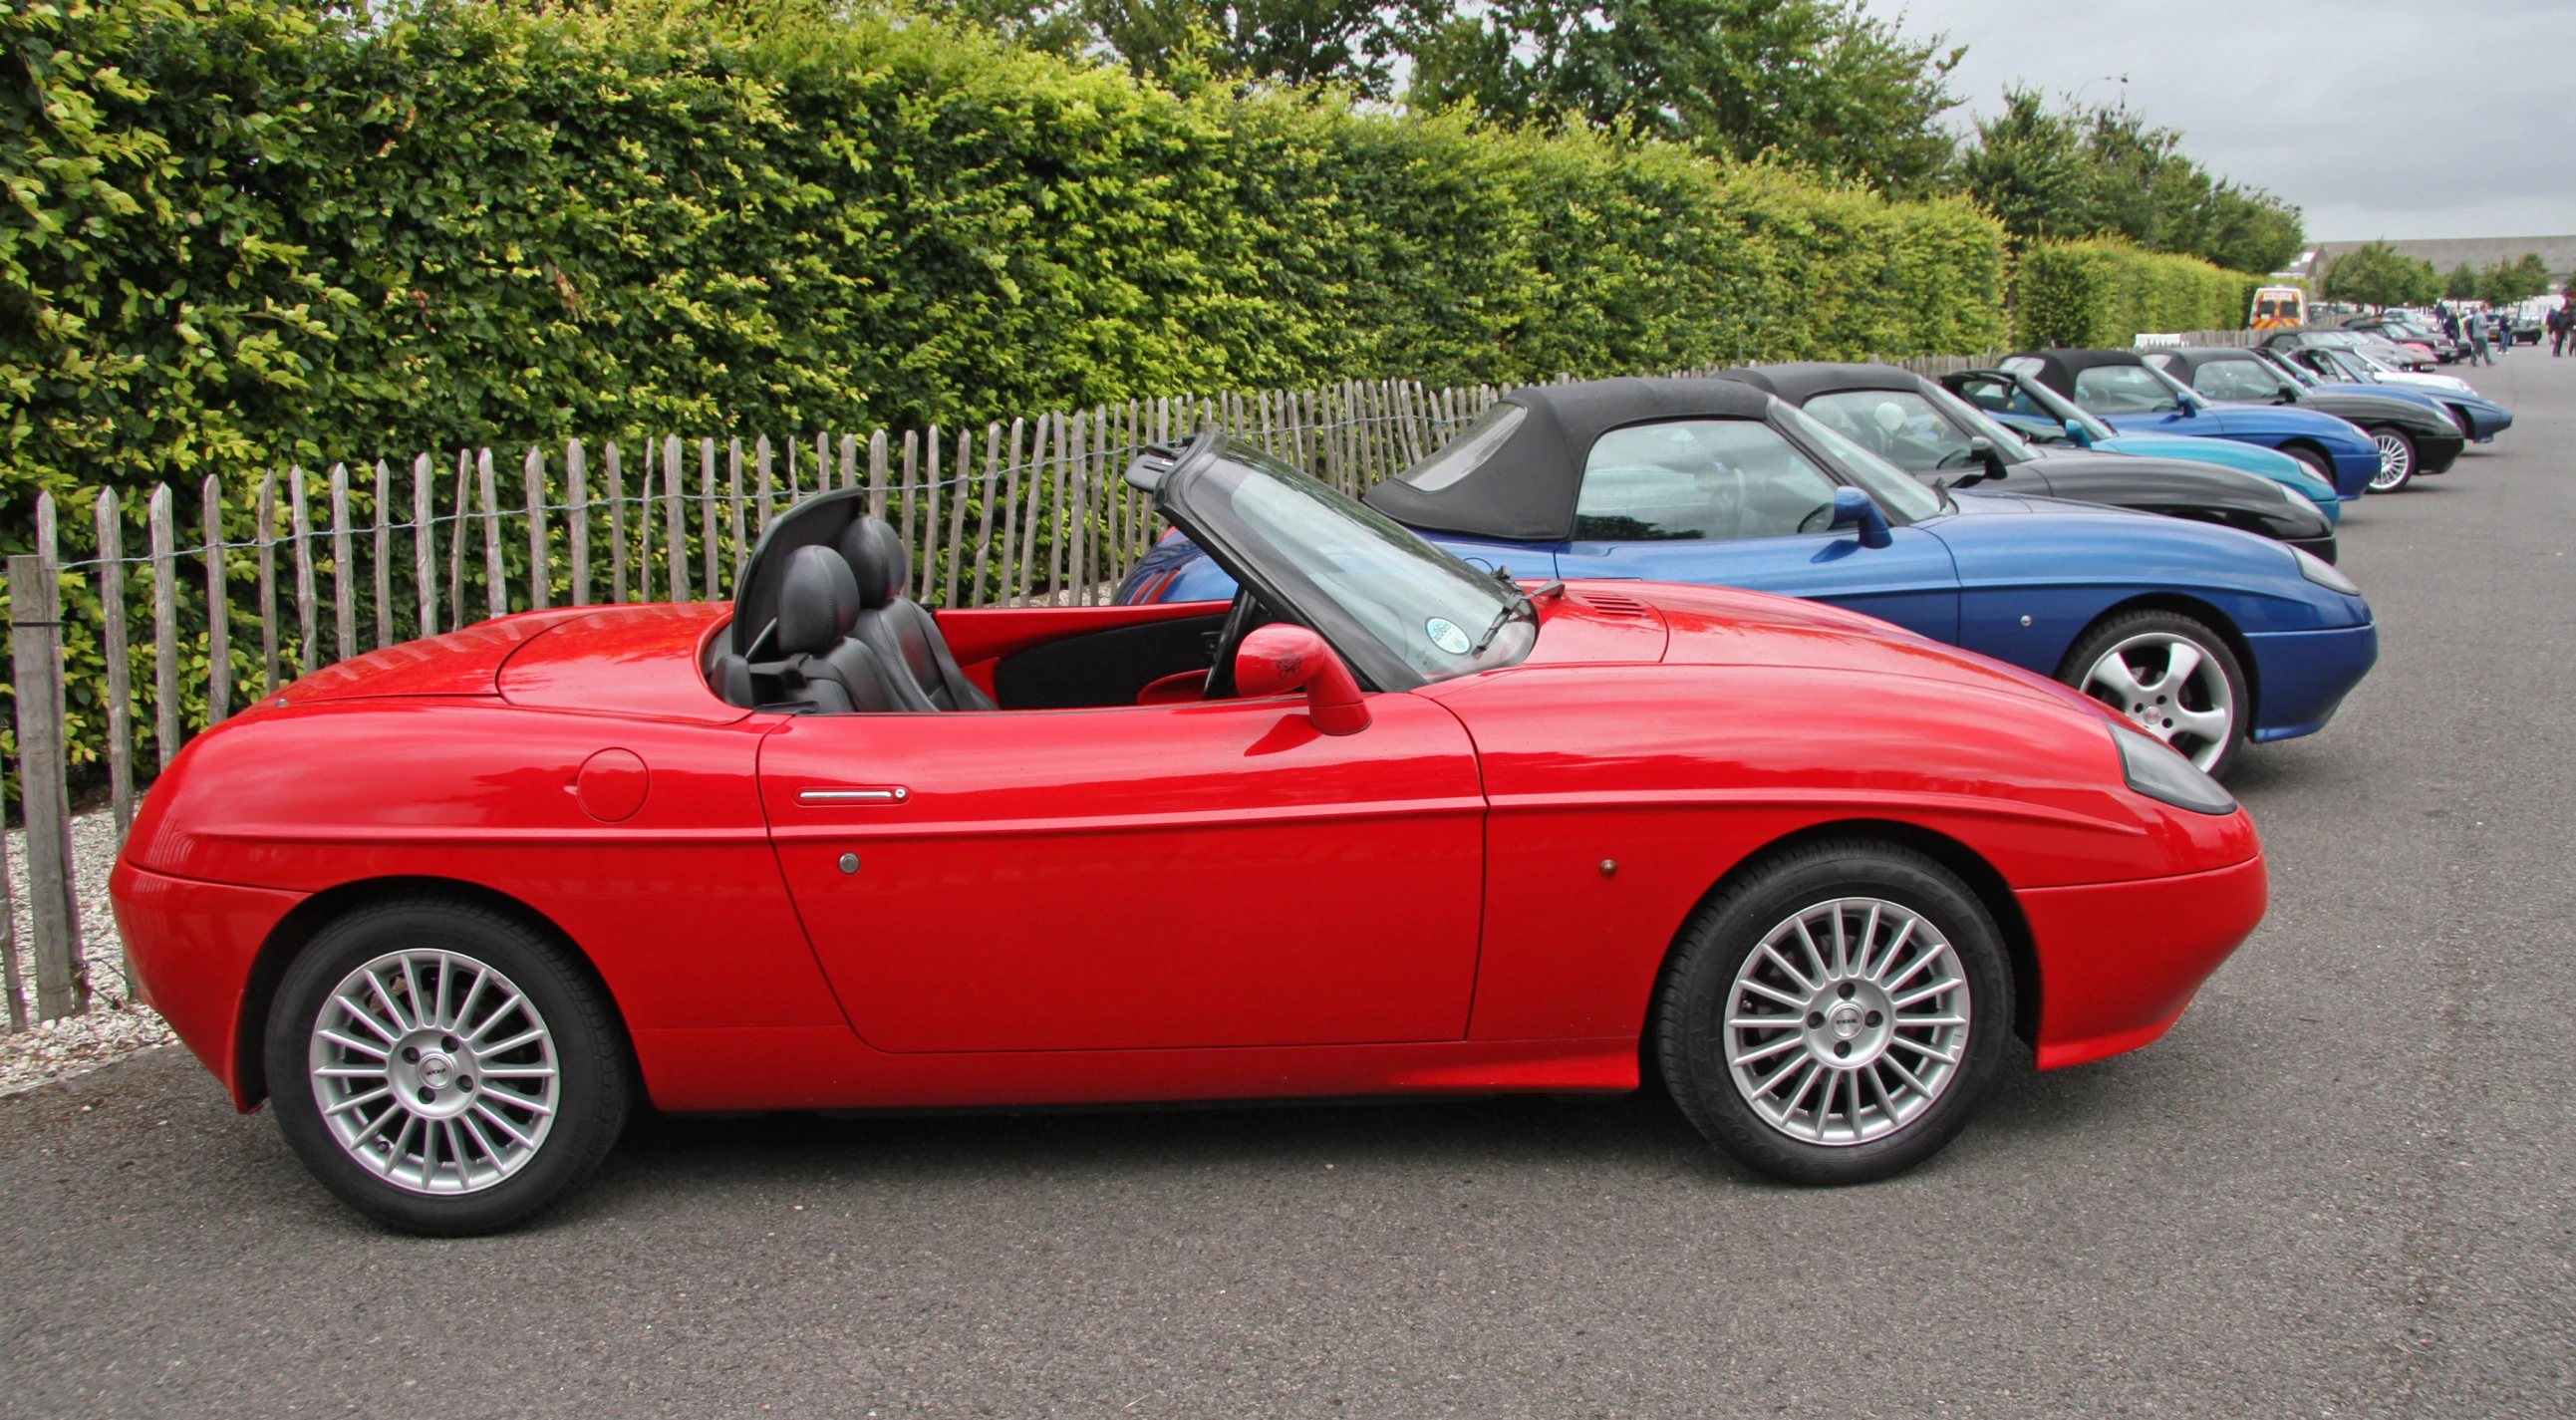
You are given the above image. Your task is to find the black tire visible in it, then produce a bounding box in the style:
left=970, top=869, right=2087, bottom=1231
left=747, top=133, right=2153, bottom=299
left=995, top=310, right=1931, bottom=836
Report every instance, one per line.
left=2057, top=608, right=2249, bottom=779
left=266, top=895, right=630, bottom=1236
left=2365, top=426, right=2416, bottom=493
left=1655, top=839, right=2014, bottom=1186
left=2281, top=442, right=2336, bottom=492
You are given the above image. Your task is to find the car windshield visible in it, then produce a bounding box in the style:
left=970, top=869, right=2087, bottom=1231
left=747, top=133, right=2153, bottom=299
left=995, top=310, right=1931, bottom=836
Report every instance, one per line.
left=1187, top=441, right=1536, bottom=685
left=2001, top=373, right=2121, bottom=442
left=1771, top=400, right=1945, bottom=519
left=2072, top=364, right=2185, bottom=415
left=1918, top=383, right=2038, bottom=461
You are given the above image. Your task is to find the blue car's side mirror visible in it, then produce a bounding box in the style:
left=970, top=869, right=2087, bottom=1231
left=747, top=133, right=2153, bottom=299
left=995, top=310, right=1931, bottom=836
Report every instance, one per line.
left=2172, top=398, right=2198, bottom=419
left=1830, top=487, right=1893, bottom=549
left=2062, top=420, right=2094, bottom=448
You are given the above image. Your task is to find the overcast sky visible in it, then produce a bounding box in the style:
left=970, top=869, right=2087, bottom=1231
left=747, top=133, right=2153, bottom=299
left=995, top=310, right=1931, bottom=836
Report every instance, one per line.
left=1887, top=0, right=2576, bottom=241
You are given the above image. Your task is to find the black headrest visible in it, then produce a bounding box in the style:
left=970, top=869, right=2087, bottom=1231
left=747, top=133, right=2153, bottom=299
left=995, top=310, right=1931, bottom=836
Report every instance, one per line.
left=837, top=515, right=906, bottom=609
left=776, top=545, right=860, bottom=655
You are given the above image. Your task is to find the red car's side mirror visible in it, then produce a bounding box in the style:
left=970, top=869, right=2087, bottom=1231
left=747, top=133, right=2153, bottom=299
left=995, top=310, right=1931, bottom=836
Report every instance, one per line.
left=1234, top=624, right=1370, bottom=735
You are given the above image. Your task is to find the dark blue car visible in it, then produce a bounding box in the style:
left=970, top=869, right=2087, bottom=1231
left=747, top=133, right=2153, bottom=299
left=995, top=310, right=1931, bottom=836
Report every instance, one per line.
left=1119, top=378, right=2378, bottom=776
left=2001, top=349, right=2383, bottom=501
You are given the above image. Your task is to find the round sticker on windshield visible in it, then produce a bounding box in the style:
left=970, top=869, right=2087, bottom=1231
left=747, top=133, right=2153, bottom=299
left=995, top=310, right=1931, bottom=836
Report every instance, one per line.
left=1425, top=617, right=1473, bottom=656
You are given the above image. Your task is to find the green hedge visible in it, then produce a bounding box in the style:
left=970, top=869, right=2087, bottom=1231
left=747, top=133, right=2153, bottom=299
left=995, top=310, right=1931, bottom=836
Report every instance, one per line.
left=2, top=0, right=2009, bottom=520
left=2010, top=239, right=2263, bottom=349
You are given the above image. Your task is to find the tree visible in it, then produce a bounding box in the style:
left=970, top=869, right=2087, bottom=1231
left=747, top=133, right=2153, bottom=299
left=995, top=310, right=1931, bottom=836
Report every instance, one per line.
left=2443, top=263, right=2479, bottom=300
left=2478, top=252, right=2553, bottom=306
left=928, top=0, right=1433, bottom=98
left=1404, top=0, right=1965, bottom=193
left=1953, top=87, right=2303, bottom=273
left=2321, top=241, right=2439, bottom=309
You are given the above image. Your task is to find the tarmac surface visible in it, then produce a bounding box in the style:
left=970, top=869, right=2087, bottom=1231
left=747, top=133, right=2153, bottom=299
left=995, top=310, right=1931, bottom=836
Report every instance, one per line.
left=6, top=352, right=2574, bottom=1418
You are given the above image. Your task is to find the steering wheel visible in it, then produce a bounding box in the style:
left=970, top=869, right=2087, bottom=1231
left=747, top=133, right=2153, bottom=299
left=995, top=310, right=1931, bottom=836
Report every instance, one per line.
left=1797, top=501, right=1838, bottom=534
left=1202, top=584, right=1264, bottom=700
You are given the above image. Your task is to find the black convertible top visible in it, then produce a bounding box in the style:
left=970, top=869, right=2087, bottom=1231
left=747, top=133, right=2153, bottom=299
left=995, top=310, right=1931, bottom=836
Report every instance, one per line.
left=2003, top=348, right=2154, bottom=397
left=1716, top=362, right=1921, bottom=404
left=1362, top=377, right=1774, bottom=541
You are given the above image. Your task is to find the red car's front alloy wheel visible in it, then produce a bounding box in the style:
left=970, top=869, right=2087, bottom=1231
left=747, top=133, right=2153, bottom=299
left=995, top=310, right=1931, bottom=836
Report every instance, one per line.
left=1657, top=839, right=2012, bottom=1185
left=1722, top=898, right=1971, bottom=1146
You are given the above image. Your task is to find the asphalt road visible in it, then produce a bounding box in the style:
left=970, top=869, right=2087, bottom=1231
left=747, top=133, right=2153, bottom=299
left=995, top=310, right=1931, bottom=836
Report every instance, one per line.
left=7, top=353, right=2575, bottom=1419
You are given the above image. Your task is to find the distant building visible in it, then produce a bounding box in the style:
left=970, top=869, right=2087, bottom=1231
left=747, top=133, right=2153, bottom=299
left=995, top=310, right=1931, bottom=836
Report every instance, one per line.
left=2295, top=236, right=2576, bottom=286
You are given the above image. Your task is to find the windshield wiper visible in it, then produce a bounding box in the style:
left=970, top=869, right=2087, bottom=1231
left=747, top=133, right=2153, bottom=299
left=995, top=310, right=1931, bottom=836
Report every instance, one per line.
left=1471, top=583, right=1537, bottom=656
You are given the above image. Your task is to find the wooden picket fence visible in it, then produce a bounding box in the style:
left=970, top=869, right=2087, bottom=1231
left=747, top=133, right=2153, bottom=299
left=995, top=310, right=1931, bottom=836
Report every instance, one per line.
left=0, top=377, right=1515, bottom=1028
left=0, top=332, right=2262, bottom=1032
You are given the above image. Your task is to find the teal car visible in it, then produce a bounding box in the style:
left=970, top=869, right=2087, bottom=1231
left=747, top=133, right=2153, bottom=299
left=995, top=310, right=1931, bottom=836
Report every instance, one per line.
left=1943, top=368, right=2343, bottom=523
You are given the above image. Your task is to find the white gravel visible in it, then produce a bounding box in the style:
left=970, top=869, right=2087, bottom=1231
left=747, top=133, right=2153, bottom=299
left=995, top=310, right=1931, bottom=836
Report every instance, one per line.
left=0, top=808, right=178, bottom=1095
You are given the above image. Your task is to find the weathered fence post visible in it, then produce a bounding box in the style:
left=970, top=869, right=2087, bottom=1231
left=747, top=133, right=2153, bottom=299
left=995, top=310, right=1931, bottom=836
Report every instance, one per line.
left=149, top=484, right=178, bottom=772
left=0, top=827, right=21, bottom=1030
left=606, top=442, right=631, bottom=604
left=478, top=448, right=507, bottom=619
left=568, top=439, right=590, bottom=608
left=256, top=473, right=279, bottom=695
left=663, top=435, right=691, bottom=602
left=10, top=554, right=86, bottom=1020
left=699, top=436, right=718, bottom=600
left=94, top=491, right=134, bottom=840
left=754, top=434, right=775, bottom=533
left=329, top=463, right=355, bottom=664
left=525, top=446, right=549, bottom=612
left=202, top=476, right=229, bottom=724
left=413, top=453, right=436, bottom=639
left=373, top=461, right=393, bottom=651
left=448, top=450, right=470, bottom=631
left=728, top=437, right=747, bottom=593
left=289, top=464, right=319, bottom=677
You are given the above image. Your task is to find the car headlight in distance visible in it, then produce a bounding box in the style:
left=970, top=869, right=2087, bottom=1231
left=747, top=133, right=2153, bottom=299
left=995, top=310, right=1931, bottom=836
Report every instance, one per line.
left=2291, top=544, right=2361, bottom=595
left=2111, top=724, right=2237, bottom=815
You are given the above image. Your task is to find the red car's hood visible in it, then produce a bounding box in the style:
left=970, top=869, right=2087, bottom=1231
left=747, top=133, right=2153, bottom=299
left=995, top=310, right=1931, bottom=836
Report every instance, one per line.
left=1532, top=580, right=2115, bottom=722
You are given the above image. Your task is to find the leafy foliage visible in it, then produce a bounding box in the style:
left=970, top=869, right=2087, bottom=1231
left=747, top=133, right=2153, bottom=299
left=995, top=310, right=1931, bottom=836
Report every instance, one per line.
left=1954, top=87, right=2303, bottom=276
left=1405, top=0, right=1963, bottom=194
left=0, top=0, right=2007, bottom=524
left=2478, top=253, right=2554, bottom=307
left=2012, top=239, right=2261, bottom=350
left=2319, top=240, right=2439, bottom=309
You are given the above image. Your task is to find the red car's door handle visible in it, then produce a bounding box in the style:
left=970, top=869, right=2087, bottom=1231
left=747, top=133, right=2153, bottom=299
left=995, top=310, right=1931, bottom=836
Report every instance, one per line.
left=796, top=786, right=910, bottom=805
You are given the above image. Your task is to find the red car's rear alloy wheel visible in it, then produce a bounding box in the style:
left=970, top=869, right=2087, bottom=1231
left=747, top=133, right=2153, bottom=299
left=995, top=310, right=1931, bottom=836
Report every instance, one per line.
left=267, top=897, right=630, bottom=1236
left=1657, top=840, right=2012, bottom=1185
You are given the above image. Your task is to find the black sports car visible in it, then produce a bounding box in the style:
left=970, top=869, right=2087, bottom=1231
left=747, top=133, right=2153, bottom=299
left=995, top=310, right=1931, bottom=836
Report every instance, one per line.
left=2142, top=346, right=2464, bottom=493
left=1718, top=363, right=2338, bottom=561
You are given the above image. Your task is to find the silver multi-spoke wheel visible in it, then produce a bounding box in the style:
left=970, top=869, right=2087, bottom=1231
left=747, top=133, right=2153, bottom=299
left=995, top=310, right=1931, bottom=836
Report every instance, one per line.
left=2080, top=631, right=2234, bottom=771
left=1724, top=897, right=1971, bottom=1147
left=308, top=950, right=560, bottom=1196
left=2369, top=429, right=2414, bottom=491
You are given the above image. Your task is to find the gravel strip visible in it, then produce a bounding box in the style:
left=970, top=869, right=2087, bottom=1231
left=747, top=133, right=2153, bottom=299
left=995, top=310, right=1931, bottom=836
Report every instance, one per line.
left=0, top=808, right=177, bottom=1095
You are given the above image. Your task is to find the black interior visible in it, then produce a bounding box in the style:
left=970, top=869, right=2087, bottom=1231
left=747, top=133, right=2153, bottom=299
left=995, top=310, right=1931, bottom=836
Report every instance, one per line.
left=992, top=613, right=1229, bottom=710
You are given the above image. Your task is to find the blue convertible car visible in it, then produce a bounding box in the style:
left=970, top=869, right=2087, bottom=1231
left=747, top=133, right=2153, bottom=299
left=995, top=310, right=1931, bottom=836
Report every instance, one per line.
left=1119, top=378, right=2378, bottom=776
left=1940, top=367, right=2343, bottom=521
left=2000, top=349, right=2383, bottom=502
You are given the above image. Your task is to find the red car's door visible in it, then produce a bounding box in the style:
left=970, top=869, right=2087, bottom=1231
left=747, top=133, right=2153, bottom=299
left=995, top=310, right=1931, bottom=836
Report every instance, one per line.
left=758, top=695, right=1485, bottom=1052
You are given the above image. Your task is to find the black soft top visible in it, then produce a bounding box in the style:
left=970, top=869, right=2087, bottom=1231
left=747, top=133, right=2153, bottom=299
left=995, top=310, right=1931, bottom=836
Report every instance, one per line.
left=1362, top=377, right=1775, bottom=541
left=2003, top=348, right=2154, bottom=397
left=1716, top=362, right=1922, bottom=404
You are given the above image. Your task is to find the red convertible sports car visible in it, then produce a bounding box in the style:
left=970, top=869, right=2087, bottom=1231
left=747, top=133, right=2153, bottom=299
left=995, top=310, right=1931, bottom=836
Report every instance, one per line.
left=113, top=432, right=2268, bottom=1234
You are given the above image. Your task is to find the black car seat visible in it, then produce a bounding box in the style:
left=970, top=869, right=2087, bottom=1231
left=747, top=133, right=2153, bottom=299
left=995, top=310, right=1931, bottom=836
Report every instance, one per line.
left=837, top=515, right=997, bottom=711
left=761, top=544, right=898, bottom=713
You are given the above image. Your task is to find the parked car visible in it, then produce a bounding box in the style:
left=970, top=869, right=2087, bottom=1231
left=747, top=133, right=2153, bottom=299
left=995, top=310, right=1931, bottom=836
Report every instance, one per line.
left=1713, top=363, right=2337, bottom=558
left=2269, top=345, right=2516, bottom=440
left=113, top=439, right=2276, bottom=1233
left=2269, top=328, right=2437, bottom=373
left=1120, top=379, right=2378, bottom=779
left=1995, top=349, right=2382, bottom=501
left=2140, top=346, right=2463, bottom=493
left=2344, top=317, right=2455, bottom=363
left=1936, top=367, right=2344, bottom=519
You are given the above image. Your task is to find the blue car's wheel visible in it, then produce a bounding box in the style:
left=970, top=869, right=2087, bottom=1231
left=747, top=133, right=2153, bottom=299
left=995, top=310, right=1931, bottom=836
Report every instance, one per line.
left=2060, top=610, right=2248, bottom=778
